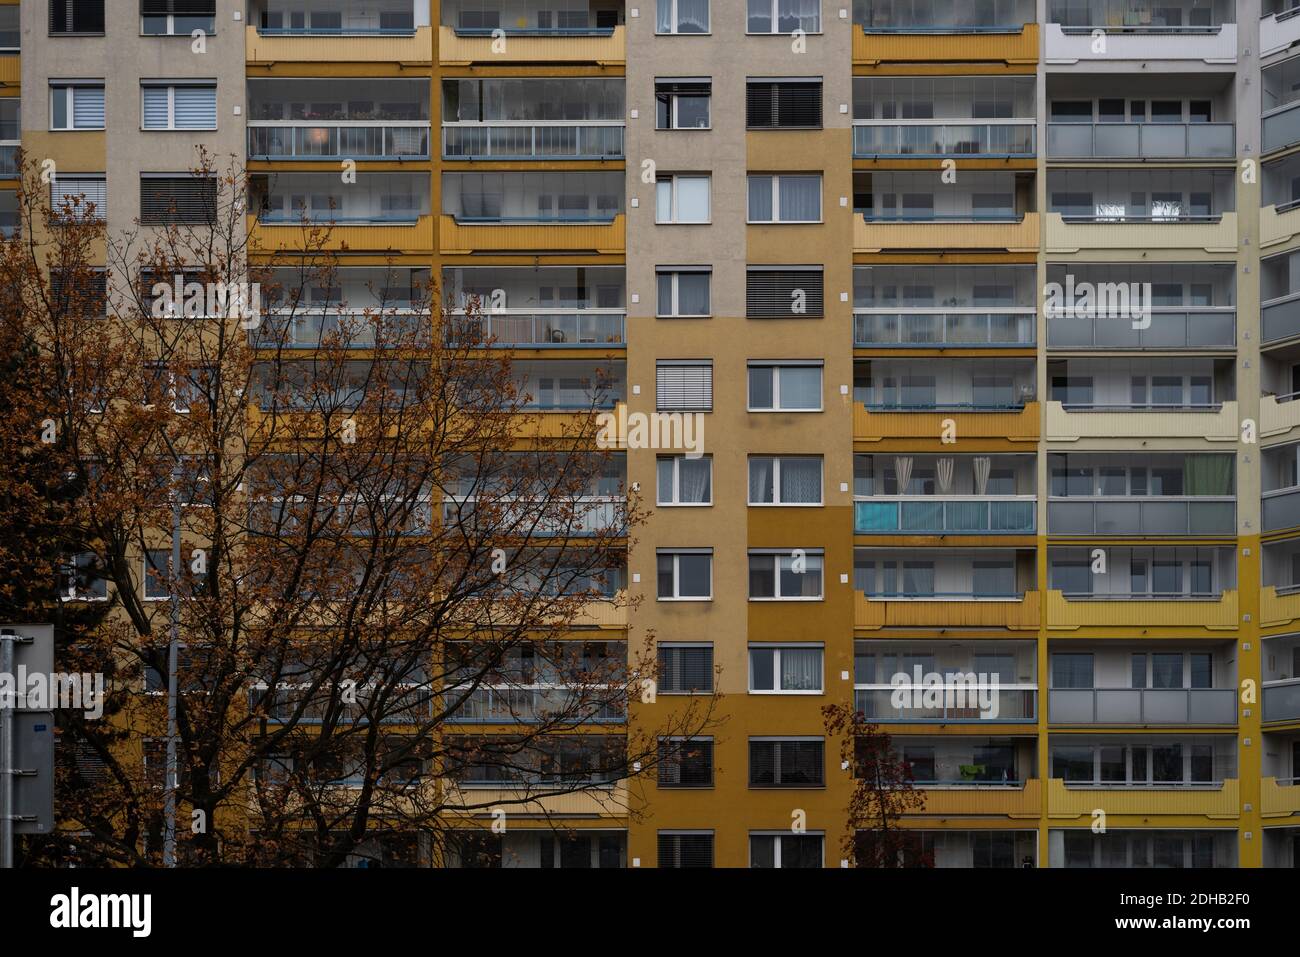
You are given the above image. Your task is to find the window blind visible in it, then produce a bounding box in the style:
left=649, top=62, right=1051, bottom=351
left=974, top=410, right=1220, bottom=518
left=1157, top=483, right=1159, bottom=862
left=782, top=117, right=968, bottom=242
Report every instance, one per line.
left=140, top=175, right=217, bottom=224
left=142, top=0, right=216, bottom=14
left=658, top=645, right=714, bottom=693
left=71, top=86, right=105, bottom=128
left=656, top=360, right=713, bottom=411
left=746, top=268, right=824, bottom=318
left=657, top=832, right=713, bottom=868
left=51, top=176, right=106, bottom=219
left=746, top=80, right=822, bottom=129
left=49, top=0, right=105, bottom=34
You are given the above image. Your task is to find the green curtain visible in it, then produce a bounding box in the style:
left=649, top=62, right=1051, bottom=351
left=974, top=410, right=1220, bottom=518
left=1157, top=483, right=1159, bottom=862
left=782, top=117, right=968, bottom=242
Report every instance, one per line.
left=1183, top=455, right=1232, bottom=496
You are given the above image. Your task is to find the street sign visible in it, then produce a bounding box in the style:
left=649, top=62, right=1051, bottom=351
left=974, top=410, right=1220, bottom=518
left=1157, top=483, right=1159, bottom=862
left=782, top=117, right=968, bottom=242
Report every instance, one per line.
left=12, top=712, right=54, bottom=835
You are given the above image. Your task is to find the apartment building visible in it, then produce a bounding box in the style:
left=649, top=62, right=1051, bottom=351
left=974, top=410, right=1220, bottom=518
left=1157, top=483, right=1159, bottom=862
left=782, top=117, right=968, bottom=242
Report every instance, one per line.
left=15, top=0, right=1300, bottom=867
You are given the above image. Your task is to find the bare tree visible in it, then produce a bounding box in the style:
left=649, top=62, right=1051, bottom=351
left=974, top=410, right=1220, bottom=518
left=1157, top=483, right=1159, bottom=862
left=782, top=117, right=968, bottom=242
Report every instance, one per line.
left=0, top=150, right=721, bottom=867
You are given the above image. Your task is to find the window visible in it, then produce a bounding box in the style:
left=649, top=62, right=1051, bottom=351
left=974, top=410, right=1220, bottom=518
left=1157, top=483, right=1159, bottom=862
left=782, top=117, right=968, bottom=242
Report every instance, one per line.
left=657, top=549, right=712, bottom=600
left=750, top=645, right=823, bottom=693
left=657, top=831, right=713, bottom=868
left=748, top=0, right=821, bottom=33
left=49, top=0, right=105, bottom=35
left=656, top=360, right=712, bottom=411
left=142, top=1, right=216, bottom=36
left=142, top=82, right=217, bottom=131
left=658, top=643, right=714, bottom=694
left=747, top=79, right=822, bottom=129
left=656, top=79, right=710, bottom=130
left=657, top=455, right=712, bottom=505
left=746, top=267, right=824, bottom=318
left=49, top=175, right=106, bottom=221
left=140, top=175, right=217, bottom=224
left=1052, top=653, right=1094, bottom=689
left=750, top=833, right=823, bottom=868
left=656, top=268, right=710, bottom=318
left=144, top=549, right=172, bottom=600
left=748, top=174, right=822, bottom=223
left=749, top=455, right=822, bottom=505
left=657, top=738, right=713, bottom=787
left=0, top=7, right=19, bottom=51
left=64, top=552, right=107, bottom=600
left=749, top=550, right=824, bottom=600
left=50, top=82, right=105, bottom=130
left=656, top=0, right=709, bottom=34
left=748, top=362, right=823, bottom=411
left=749, top=738, right=824, bottom=787
left=655, top=174, right=710, bottom=223
left=50, top=268, right=107, bottom=318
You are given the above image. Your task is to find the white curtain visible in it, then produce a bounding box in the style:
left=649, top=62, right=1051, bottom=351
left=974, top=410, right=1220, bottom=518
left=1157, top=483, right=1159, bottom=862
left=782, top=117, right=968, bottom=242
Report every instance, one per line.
left=936, top=457, right=954, bottom=494
left=679, top=457, right=711, bottom=503
left=973, top=456, right=991, bottom=496
left=781, top=458, right=822, bottom=503
left=749, top=457, right=775, bottom=503
left=894, top=456, right=913, bottom=495
left=781, top=648, right=822, bottom=691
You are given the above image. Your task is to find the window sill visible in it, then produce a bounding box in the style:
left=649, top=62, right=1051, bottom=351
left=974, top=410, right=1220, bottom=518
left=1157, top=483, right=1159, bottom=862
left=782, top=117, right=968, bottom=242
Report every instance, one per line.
left=657, top=501, right=713, bottom=508
left=749, top=596, right=825, bottom=602
left=657, top=596, right=713, bottom=602
left=748, top=502, right=824, bottom=508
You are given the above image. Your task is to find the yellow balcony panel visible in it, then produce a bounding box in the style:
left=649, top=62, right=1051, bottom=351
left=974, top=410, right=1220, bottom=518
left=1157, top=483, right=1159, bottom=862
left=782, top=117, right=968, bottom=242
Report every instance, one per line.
left=245, top=25, right=434, bottom=65
left=855, top=590, right=1040, bottom=631
left=1045, top=590, right=1239, bottom=632
left=853, top=24, right=1038, bottom=67
left=0, top=54, right=18, bottom=87
left=1262, top=395, right=1300, bottom=444
left=248, top=214, right=434, bottom=255
left=1261, top=778, right=1300, bottom=819
left=855, top=213, right=1038, bottom=253
left=1047, top=778, right=1240, bottom=820
left=915, top=779, right=1042, bottom=818
left=1045, top=400, right=1238, bottom=444
left=1261, top=587, right=1300, bottom=632
left=854, top=402, right=1040, bottom=448
left=438, top=25, right=625, bottom=66
left=509, top=408, right=612, bottom=442
left=1045, top=211, right=1238, bottom=256
left=442, top=784, right=626, bottom=819
left=440, top=214, right=624, bottom=255
left=1262, top=203, right=1300, bottom=250
left=566, top=596, right=627, bottom=629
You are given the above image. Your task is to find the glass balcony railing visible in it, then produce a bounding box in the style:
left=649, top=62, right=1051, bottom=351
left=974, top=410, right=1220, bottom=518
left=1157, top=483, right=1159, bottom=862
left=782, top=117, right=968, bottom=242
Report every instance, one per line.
left=1048, top=122, right=1234, bottom=159
left=449, top=312, right=625, bottom=346
left=251, top=312, right=428, bottom=349
left=249, top=125, right=430, bottom=160
left=1047, top=499, right=1236, bottom=536
left=1263, top=292, right=1300, bottom=343
left=853, top=687, right=1037, bottom=722
left=1047, top=309, right=1235, bottom=350
left=448, top=686, right=625, bottom=723
left=1263, top=679, right=1300, bottom=722
left=855, top=498, right=1035, bottom=534
left=854, top=312, right=1034, bottom=347
left=1048, top=688, right=1237, bottom=725
left=0, top=143, right=15, bottom=179
left=442, top=125, right=623, bottom=160
left=853, top=123, right=1035, bottom=157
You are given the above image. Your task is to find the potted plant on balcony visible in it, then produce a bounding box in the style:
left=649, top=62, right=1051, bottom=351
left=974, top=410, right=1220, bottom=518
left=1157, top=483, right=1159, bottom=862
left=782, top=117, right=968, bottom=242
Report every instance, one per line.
left=959, top=764, right=986, bottom=783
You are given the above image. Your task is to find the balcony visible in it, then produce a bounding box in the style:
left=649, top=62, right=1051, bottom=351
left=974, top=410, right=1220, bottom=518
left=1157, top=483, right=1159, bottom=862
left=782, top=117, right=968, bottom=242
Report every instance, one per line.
left=450, top=312, right=625, bottom=348
left=1044, top=400, right=1238, bottom=443
left=448, top=686, right=625, bottom=724
left=853, top=123, right=1034, bottom=159
left=1263, top=203, right=1300, bottom=253
left=1046, top=778, right=1240, bottom=818
left=443, top=124, right=623, bottom=160
left=1265, top=679, right=1300, bottom=724
left=1045, top=590, right=1239, bottom=631
left=852, top=22, right=1039, bottom=66
left=853, top=686, right=1037, bottom=723
left=1045, top=211, right=1237, bottom=254
left=245, top=24, right=434, bottom=64
left=1048, top=499, right=1235, bottom=537
left=1047, top=122, right=1234, bottom=160
left=1262, top=778, right=1300, bottom=818
left=1264, top=486, right=1300, bottom=533
left=249, top=124, right=430, bottom=161
left=1047, top=310, right=1235, bottom=350
left=854, top=312, right=1034, bottom=348
left=440, top=214, right=624, bottom=255
left=438, top=25, right=625, bottom=65
left=441, top=783, right=627, bottom=819
left=1261, top=586, right=1300, bottom=632
left=249, top=214, right=435, bottom=255
left=854, top=402, right=1039, bottom=446
left=251, top=311, right=428, bottom=350
left=1048, top=688, right=1237, bottom=725
left=1264, top=4, right=1300, bottom=56
left=1044, top=7, right=1237, bottom=65
left=855, top=211, right=1039, bottom=253
left=916, top=780, right=1042, bottom=818
left=246, top=78, right=430, bottom=162
left=855, top=498, right=1034, bottom=535
left=854, top=590, right=1041, bottom=631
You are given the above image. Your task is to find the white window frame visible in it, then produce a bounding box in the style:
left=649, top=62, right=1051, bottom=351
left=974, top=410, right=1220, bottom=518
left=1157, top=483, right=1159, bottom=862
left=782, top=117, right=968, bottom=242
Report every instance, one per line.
left=657, top=454, right=713, bottom=506
left=748, top=549, right=824, bottom=601
left=748, top=362, right=824, bottom=412
left=747, top=174, right=823, bottom=223
left=656, top=268, right=711, bottom=318
left=49, top=82, right=105, bottom=131
left=749, top=831, right=826, bottom=868
left=746, top=0, right=823, bottom=35
left=748, top=455, right=823, bottom=506
left=655, top=174, right=711, bottom=224
left=748, top=644, right=825, bottom=694
left=141, top=81, right=218, bottom=131
left=658, top=548, right=713, bottom=601
left=49, top=174, right=106, bottom=222
left=141, top=7, right=217, bottom=37
left=655, top=0, right=711, bottom=34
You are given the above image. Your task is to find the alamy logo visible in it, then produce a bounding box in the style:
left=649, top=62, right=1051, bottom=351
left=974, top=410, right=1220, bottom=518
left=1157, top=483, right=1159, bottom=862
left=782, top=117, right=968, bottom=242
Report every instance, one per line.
left=1043, top=274, right=1152, bottom=330
left=0, top=666, right=103, bottom=718
left=152, top=276, right=262, bottom=329
left=595, top=408, right=704, bottom=459
left=889, top=667, right=1002, bottom=720
left=49, top=888, right=151, bottom=937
